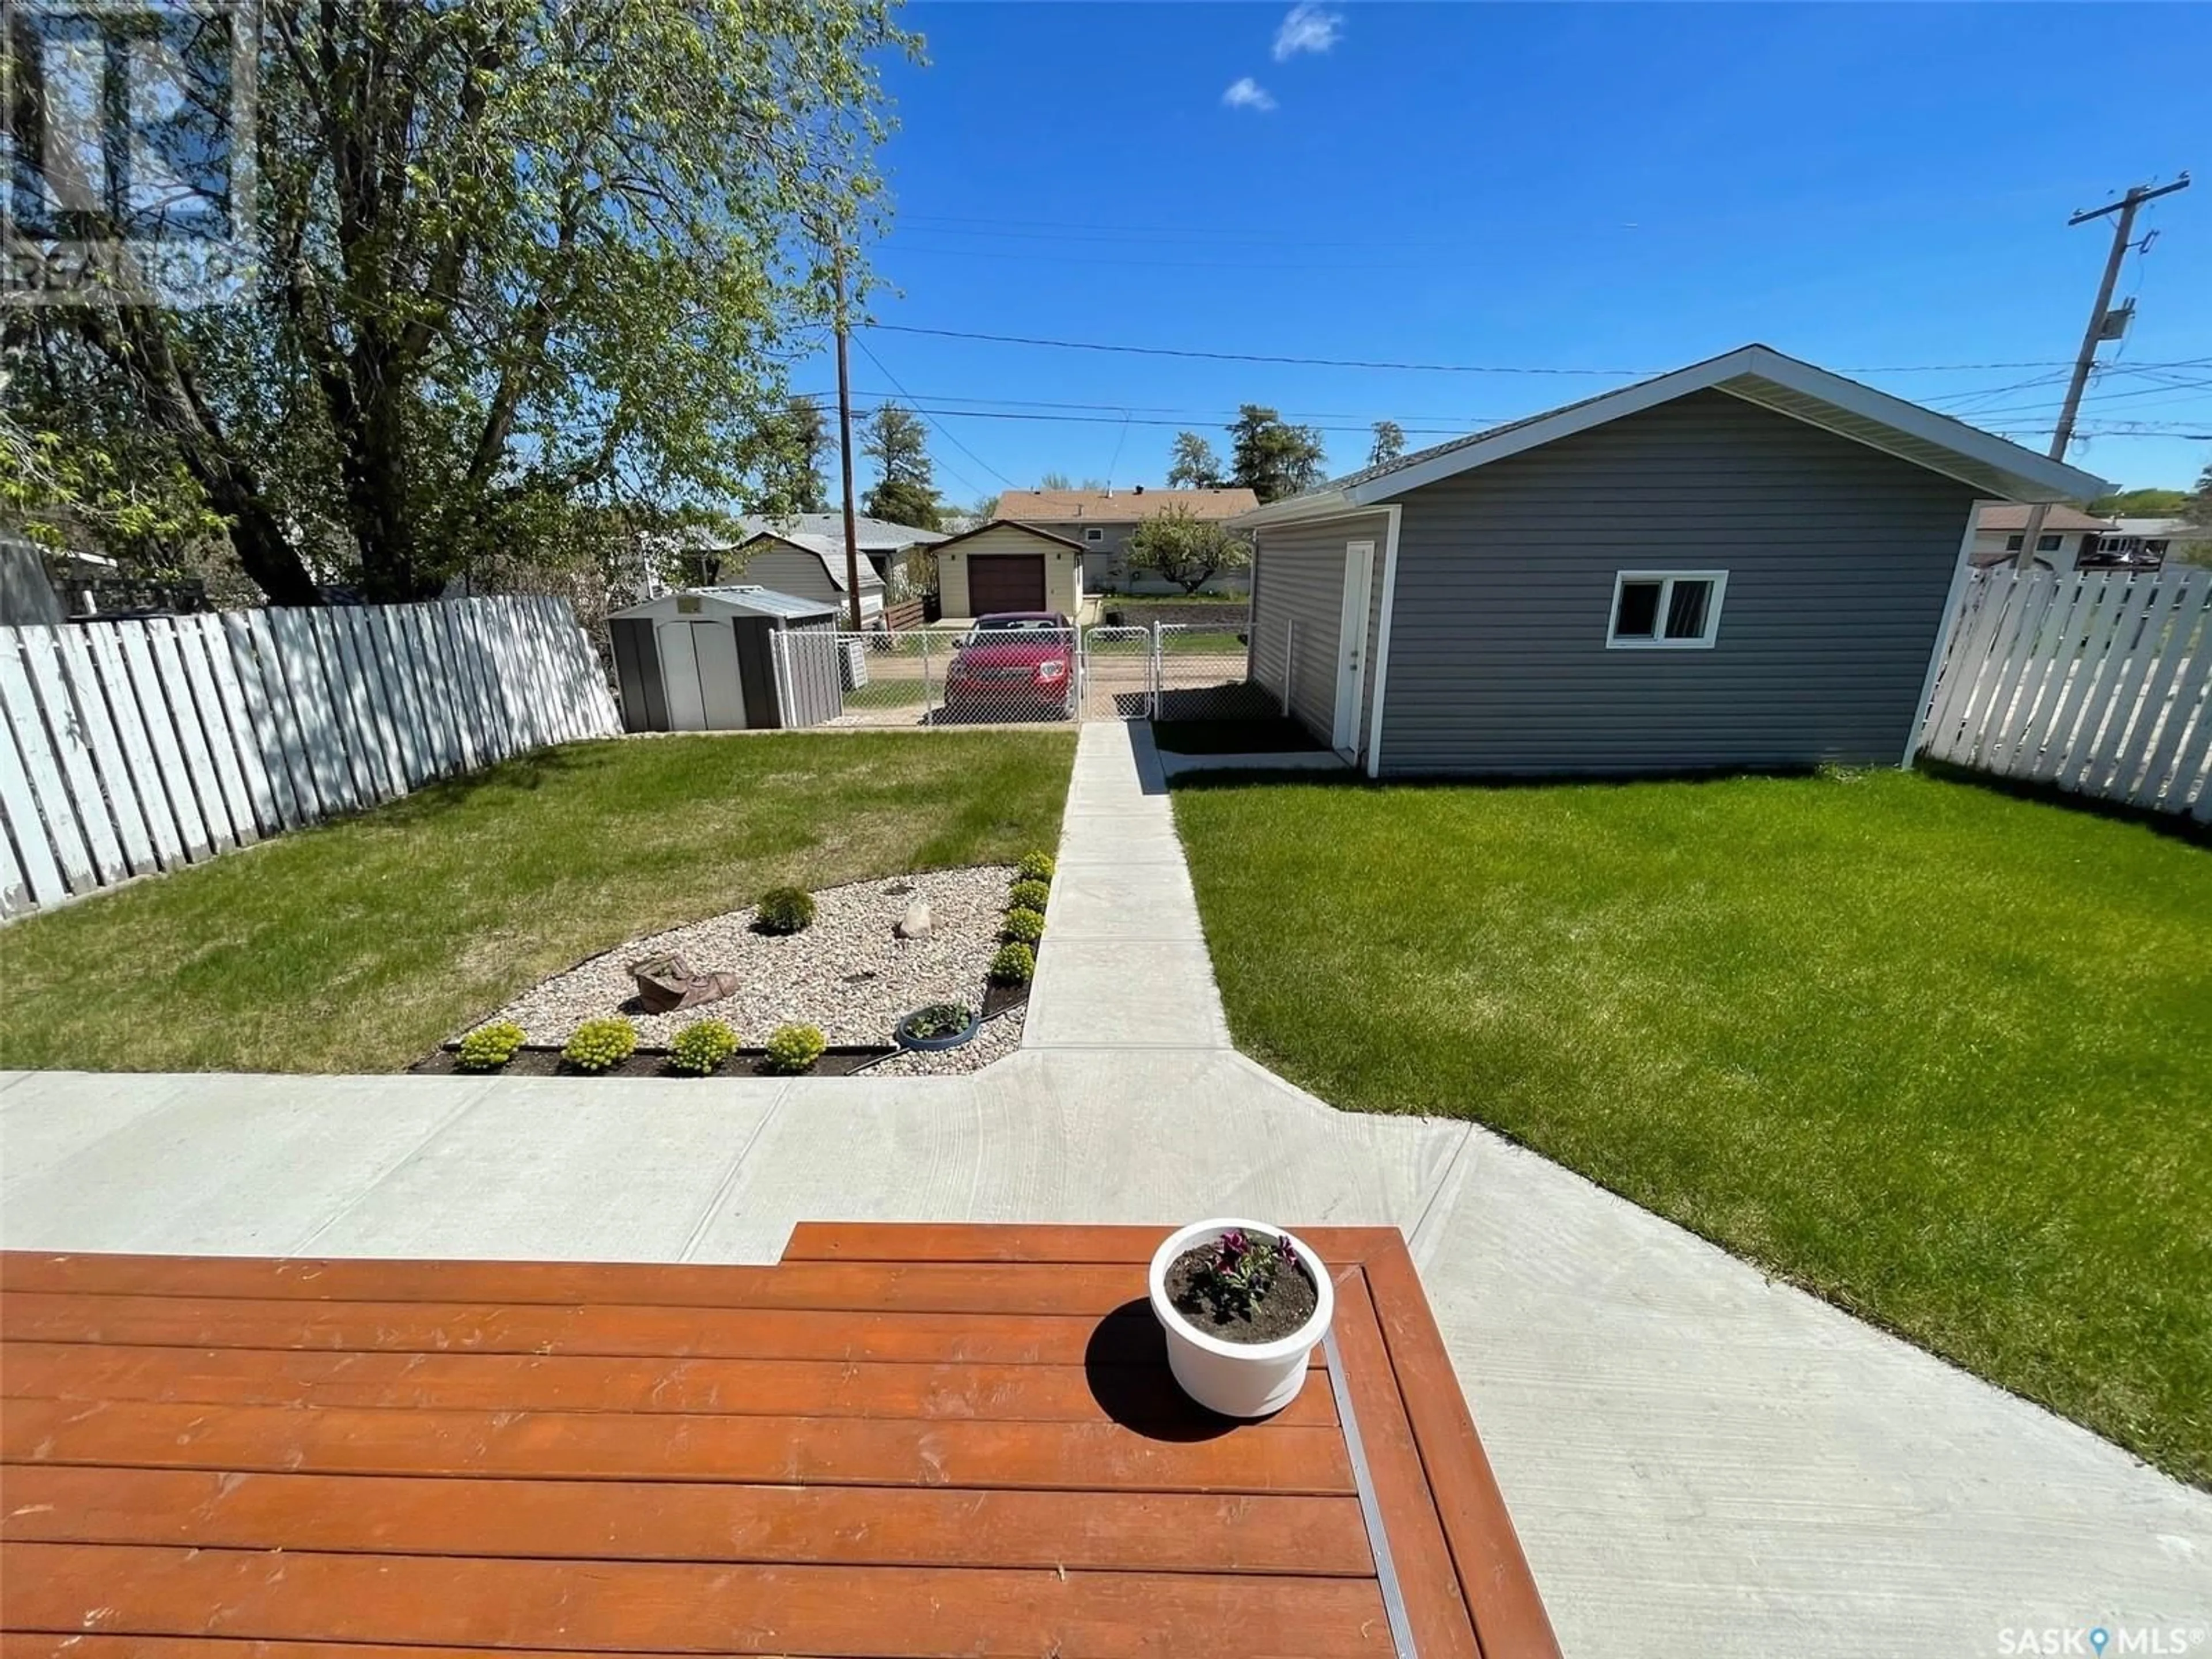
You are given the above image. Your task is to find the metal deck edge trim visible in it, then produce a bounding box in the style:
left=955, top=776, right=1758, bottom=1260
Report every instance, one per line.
left=1323, top=1322, right=1419, bottom=1659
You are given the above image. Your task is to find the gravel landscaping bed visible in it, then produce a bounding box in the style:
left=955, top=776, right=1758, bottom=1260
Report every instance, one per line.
left=480, top=865, right=1020, bottom=1050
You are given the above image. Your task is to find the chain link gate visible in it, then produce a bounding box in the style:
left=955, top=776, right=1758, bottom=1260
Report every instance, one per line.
left=1152, top=620, right=1270, bottom=722
left=1078, top=626, right=1154, bottom=720
left=767, top=619, right=1270, bottom=728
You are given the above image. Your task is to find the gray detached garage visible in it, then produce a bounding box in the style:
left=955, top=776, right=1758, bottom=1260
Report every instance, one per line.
left=607, top=586, right=843, bottom=732
left=1236, top=344, right=2107, bottom=778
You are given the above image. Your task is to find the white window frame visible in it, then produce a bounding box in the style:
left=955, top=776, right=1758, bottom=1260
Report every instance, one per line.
left=1605, top=569, right=1728, bottom=650
left=1083, top=527, right=1105, bottom=543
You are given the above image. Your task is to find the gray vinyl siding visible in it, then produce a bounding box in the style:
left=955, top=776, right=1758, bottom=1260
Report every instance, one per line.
left=736, top=547, right=881, bottom=618
left=1374, top=389, right=1976, bottom=775
left=1248, top=512, right=1391, bottom=748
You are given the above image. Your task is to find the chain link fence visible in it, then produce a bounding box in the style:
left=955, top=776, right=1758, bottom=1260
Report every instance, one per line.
left=1153, top=620, right=1271, bottom=722
left=768, top=619, right=1278, bottom=729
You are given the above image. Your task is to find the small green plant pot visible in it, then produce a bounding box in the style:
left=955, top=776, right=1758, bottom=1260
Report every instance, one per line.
left=896, top=1003, right=981, bottom=1052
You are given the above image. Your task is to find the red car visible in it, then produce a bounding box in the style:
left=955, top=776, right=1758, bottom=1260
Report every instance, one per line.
left=943, top=612, right=1077, bottom=720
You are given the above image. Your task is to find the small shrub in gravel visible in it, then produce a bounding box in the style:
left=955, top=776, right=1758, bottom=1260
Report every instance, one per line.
left=668, top=1019, right=738, bottom=1076
left=755, top=886, right=816, bottom=935
left=1002, top=907, right=1046, bottom=945
left=1007, top=879, right=1051, bottom=914
left=990, top=942, right=1036, bottom=985
left=1017, top=851, right=1056, bottom=882
left=563, top=1017, right=638, bottom=1073
left=764, top=1022, right=827, bottom=1074
left=456, top=1021, right=527, bottom=1072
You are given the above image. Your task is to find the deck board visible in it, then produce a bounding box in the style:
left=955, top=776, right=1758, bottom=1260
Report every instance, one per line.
left=2, top=1226, right=1559, bottom=1657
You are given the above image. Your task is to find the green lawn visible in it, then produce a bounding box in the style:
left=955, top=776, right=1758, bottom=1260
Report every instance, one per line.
left=0, top=732, right=1073, bottom=1075
left=1173, top=769, right=2212, bottom=1486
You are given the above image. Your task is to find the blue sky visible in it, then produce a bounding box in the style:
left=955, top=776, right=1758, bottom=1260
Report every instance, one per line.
left=804, top=3, right=2210, bottom=503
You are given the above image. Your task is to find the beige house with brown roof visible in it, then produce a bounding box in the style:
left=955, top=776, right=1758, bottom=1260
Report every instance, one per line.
left=1968, top=503, right=2115, bottom=571
left=997, top=485, right=1259, bottom=593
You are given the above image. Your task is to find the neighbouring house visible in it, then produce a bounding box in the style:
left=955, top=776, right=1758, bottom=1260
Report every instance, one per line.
left=1233, top=343, right=2105, bottom=778
left=728, top=532, right=887, bottom=626
left=1968, top=503, right=2116, bottom=571
left=997, top=486, right=1260, bottom=594
left=2087, top=516, right=2203, bottom=570
left=731, top=513, right=949, bottom=589
left=933, top=520, right=1086, bottom=619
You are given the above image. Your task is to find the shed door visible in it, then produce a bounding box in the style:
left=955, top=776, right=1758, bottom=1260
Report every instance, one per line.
left=693, top=623, right=746, bottom=730
left=967, top=554, right=1046, bottom=615
left=657, top=621, right=706, bottom=732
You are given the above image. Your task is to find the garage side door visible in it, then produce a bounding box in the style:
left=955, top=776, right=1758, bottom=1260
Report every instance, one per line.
left=967, top=554, right=1046, bottom=614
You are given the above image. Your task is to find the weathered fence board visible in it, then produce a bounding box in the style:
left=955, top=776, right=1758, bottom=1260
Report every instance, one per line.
left=1919, top=568, right=2210, bottom=816
left=0, top=596, right=616, bottom=919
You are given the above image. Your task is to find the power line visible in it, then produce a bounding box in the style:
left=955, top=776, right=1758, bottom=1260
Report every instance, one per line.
left=850, top=336, right=1016, bottom=491
left=866, top=323, right=2209, bottom=379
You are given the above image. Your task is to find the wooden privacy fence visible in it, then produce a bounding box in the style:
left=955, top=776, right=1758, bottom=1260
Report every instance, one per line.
left=1918, top=567, right=2210, bottom=820
left=0, top=596, right=619, bottom=919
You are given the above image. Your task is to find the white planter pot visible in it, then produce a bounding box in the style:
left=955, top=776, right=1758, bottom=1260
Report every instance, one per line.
left=1149, top=1218, right=1335, bottom=1418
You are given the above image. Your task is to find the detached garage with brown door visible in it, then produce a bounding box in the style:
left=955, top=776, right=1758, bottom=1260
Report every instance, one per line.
left=935, top=521, right=1085, bottom=619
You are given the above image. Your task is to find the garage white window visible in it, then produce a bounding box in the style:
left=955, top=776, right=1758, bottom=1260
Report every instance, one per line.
left=1608, top=570, right=1726, bottom=649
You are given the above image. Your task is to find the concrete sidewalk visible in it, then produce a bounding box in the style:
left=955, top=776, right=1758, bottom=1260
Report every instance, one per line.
left=1023, top=719, right=1229, bottom=1051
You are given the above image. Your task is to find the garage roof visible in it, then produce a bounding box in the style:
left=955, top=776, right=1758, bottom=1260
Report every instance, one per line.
left=1236, top=344, right=2111, bottom=529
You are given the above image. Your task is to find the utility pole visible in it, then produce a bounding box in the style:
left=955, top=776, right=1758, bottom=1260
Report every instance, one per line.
left=832, top=246, right=865, bottom=632
left=2010, top=175, right=2190, bottom=566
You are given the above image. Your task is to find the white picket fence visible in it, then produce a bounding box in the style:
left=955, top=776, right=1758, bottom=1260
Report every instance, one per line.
left=0, top=596, right=619, bottom=919
left=1918, top=567, right=2211, bottom=820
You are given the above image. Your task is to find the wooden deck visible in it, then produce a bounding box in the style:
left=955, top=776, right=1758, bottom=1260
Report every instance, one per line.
left=0, top=1224, right=1558, bottom=1658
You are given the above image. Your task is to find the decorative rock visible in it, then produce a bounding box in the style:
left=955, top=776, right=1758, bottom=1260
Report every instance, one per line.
left=893, top=899, right=931, bottom=941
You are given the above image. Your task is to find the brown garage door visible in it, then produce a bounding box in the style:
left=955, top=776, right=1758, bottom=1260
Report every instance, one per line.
left=967, top=554, right=1046, bottom=614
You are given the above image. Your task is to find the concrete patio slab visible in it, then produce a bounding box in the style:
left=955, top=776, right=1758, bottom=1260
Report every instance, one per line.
left=302, top=1077, right=789, bottom=1260
left=1406, top=1127, right=2212, bottom=1657
left=1, top=1071, right=199, bottom=1196
left=1, top=1073, right=491, bottom=1256
left=680, top=1048, right=1471, bottom=1263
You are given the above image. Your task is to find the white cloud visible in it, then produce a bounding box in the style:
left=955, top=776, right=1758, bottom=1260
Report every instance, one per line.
left=1221, top=77, right=1277, bottom=112
left=1272, top=3, right=1343, bottom=61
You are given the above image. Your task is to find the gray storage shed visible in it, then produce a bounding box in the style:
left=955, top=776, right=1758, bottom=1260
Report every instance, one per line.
left=1234, top=344, right=2108, bottom=778
left=607, top=586, right=842, bottom=732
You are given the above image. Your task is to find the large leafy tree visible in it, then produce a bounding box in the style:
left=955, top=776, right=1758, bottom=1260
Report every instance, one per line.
left=1367, top=420, right=1406, bottom=469
left=1123, top=506, right=1251, bottom=594
left=1166, top=431, right=1224, bottom=490
left=861, top=401, right=943, bottom=529
left=1228, top=405, right=1327, bottom=503
left=755, top=396, right=832, bottom=515
left=5, top=0, right=910, bottom=603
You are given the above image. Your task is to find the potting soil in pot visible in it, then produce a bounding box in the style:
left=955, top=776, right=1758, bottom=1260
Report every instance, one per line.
left=1164, top=1245, right=1320, bottom=1344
